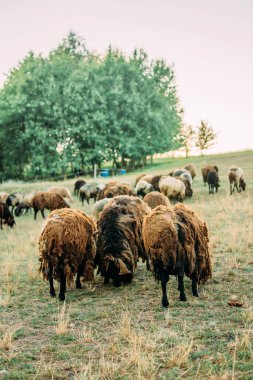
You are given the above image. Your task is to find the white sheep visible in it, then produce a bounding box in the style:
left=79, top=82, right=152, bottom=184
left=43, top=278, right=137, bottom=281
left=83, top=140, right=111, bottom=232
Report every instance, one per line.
left=228, top=167, right=246, bottom=194
left=159, top=176, right=185, bottom=202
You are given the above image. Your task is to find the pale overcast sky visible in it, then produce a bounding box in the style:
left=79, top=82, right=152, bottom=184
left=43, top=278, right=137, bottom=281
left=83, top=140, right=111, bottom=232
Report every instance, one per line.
left=1, top=0, right=252, bottom=153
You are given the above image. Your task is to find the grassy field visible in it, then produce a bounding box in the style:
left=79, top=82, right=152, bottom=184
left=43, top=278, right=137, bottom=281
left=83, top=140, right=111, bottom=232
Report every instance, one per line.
left=0, top=150, right=253, bottom=379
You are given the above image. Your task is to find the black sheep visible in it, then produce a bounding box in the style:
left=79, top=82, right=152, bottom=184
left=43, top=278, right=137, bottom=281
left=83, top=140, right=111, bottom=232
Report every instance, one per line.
left=207, top=170, right=220, bottom=194
left=0, top=202, right=15, bottom=229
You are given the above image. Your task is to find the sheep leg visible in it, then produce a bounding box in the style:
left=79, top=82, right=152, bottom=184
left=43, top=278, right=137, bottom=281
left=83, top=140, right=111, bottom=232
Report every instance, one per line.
left=103, top=276, right=110, bottom=285
left=34, top=208, right=38, bottom=220
left=41, top=209, right=46, bottom=219
left=192, top=276, right=199, bottom=297
left=178, top=275, right=187, bottom=301
left=146, top=256, right=151, bottom=271
left=49, top=278, right=56, bottom=297
left=76, top=263, right=84, bottom=289
left=160, top=270, right=169, bottom=308
left=0, top=218, right=2, bottom=230
left=59, top=270, right=66, bottom=301
left=230, top=183, right=233, bottom=195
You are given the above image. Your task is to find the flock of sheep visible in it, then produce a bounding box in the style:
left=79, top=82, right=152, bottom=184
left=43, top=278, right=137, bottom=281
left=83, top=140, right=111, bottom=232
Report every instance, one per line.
left=0, top=163, right=246, bottom=307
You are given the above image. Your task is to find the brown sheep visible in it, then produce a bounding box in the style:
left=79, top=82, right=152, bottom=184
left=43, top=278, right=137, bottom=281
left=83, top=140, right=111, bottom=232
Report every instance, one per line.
left=184, top=164, right=197, bottom=179
left=39, top=208, right=96, bottom=301
left=0, top=202, right=15, bottom=229
left=228, top=167, right=246, bottom=194
left=31, top=191, right=70, bottom=220
left=201, top=165, right=219, bottom=186
left=98, top=182, right=134, bottom=200
left=142, top=204, right=211, bottom=307
left=47, top=186, right=72, bottom=202
left=143, top=191, right=170, bottom=209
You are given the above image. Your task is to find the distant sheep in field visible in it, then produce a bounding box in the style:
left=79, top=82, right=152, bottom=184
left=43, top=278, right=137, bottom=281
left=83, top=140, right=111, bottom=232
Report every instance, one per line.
left=159, top=176, right=185, bottom=202
left=135, top=180, right=154, bottom=197
left=91, top=198, right=111, bottom=220
left=14, top=191, right=36, bottom=217
left=207, top=171, right=220, bottom=194
left=0, top=202, right=15, bottom=229
left=134, top=173, right=146, bottom=186
left=173, top=169, right=193, bottom=186
left=0, top=192, right=9, bottom=203
left=74, top=180, right=86, bottom=196
left=144, top=191, right=170, bottom=209
left=150, top=175, right=164, bottom=191
left=228, top=167, right=246, bottom=195
left=31, top=191, right=69, bottom=220
left=142, top=204, right=211, bottom=307
left=184, top=164, right=197, bottom=179
left=48, top=186, right=72, bottom=202
left=6, top=192, right=23, bottom=214
left=79, top=183, right=100, bottom=205
left=39, top=208, right=96, bottom=301
left=201, top=165, right=219, bottom=186
left=97, top=182, right=134, bottom=200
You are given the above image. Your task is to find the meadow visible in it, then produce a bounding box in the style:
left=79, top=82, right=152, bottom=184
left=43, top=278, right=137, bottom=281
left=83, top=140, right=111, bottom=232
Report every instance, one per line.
left=0, top=150, right=253, bottom=379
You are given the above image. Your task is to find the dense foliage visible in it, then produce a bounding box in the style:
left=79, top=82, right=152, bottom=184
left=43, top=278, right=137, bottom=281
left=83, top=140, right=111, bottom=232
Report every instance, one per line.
left=0, top=33, right=182, bottom=180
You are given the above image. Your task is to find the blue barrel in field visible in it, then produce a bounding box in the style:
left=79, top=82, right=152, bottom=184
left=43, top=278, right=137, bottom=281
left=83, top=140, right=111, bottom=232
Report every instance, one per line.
left=119, top=169, right=127, bottom=175
left=100, top=169, right=110, bottom=177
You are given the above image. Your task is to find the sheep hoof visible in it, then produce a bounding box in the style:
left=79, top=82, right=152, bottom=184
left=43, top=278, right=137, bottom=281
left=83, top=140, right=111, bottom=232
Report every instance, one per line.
left=162, top=298, right=169, bottom=308
left=76, top=283, right=82, bottom=289
left=180, top=295, right=187, bottom=301
left=50, top=291, right=56, bottom=298
left=59, top=294, right=65, bottom=301
left=193, top=292, right=199, bottom=297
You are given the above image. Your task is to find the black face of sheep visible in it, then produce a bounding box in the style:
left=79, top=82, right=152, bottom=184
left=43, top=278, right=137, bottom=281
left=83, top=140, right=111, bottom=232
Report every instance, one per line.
left=240, top=178, right=246, bottom=191
left=5, top=217, right=15, bottom=228
left=102, top=256, right=133, bottom=287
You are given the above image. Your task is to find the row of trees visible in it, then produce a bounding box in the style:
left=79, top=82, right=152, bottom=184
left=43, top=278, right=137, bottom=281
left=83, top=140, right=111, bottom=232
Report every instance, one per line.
left=0, top=32, right=182, bottom=180
left=179, top=120, right=217, bottom=158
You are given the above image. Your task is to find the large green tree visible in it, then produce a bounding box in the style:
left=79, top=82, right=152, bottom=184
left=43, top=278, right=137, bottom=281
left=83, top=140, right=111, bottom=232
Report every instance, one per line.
left=0, top=32, right=182, bottom=179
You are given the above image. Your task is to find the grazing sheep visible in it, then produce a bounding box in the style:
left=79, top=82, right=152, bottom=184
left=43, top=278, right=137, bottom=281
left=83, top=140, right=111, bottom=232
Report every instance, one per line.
left=6, top=192, right=23, bottom=214
left=228, top=167, right=246, bottom=194
left=150, top=175, right=164, bottom=191
left=173, top=169, right=193, bottom=187
left=159, top=176, right=185, bottom=202
left=0, top=192, right=9, bottom=203
left=142, top=204, right=211, bottom=307
left=92, top=198, right=111, bottom=220
left=48, top=186, right=72, bottom=202
left=14, top=191, right=36, bottom=217
left=39, top=208, right=96, bottom=301
left=184, top=164, right=197, bottom=179
left=135, top=180, right=154, bottom=197
left=139, top=175, right=154, bottom=184
left=134, top=173, right=146, bottom=187
left=0, top=202, right=15, bottom=229
left=79, top=183, right=100, bottom=205
left=174, top=175, right=193, bottom=198
left=144, top=191, right=170, bottom=209
left=74, top=180, right=86, bottom=196
left=104, top=195, right=151, bottom=267
left=207, top=171, right=220, bottom=194
left=95, top=204, right=140, bottom=286
left=201, top=165, right=219, bottom=186
left=97, top=182, right=134, bottom=200
left=31, top=192, right=70, bottom=220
